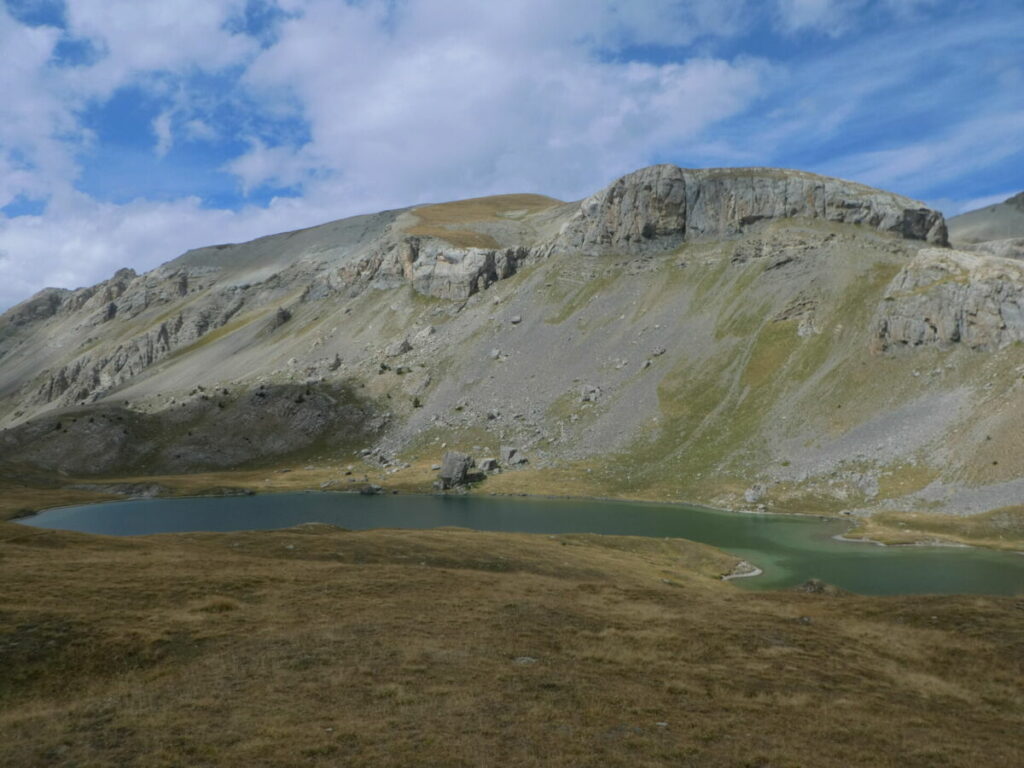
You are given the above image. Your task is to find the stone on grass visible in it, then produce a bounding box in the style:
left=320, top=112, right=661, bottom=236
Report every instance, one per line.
left=500, top=446, right=528, bottom=466
left=438, top=451, right=474, bottom=489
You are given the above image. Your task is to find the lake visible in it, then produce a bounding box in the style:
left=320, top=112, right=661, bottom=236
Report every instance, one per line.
left=18, top=492, right=1024, bottom=596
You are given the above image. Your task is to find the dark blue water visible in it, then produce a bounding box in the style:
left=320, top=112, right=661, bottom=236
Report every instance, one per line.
left=19, top=492, right=1024, bottom=596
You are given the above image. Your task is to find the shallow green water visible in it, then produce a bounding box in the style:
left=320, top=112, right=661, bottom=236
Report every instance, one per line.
left=19, top=492, right=1024, bottom=596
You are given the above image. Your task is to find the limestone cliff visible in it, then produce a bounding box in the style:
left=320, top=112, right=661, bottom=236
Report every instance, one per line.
left=874, top=249, right=1024, bottom=351
left=553, top=165, right=947, bottom=256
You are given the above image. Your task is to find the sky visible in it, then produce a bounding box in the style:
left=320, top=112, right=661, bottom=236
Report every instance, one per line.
left=0, top=0, right=1022, bottom=310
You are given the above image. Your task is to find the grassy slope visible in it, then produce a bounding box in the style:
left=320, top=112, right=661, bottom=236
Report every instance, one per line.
left=404, top=194, right=564, bottom=248
left=1, top=524, right=1021, bottom=767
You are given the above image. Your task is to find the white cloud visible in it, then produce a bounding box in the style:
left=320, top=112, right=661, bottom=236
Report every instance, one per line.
left=775, top=0, right=940, bottom=35
left=234, top=0, right=767, bottom=206
left=827, top=111, right=1024, bottom=194
left=183, top=119, right=218, bottom=142
left=0, top=191, right=335, bottom=310
left=0, top=1, right=768, bottom=310
left=0, top=7, right=81, bottom=208
left=152, top=111, right=174, bottom=157
left=777, top=0, right=855, bottom=35
left=62, top=0, right=257, bottom=98
left=0, top=0, right=1020, bottom=314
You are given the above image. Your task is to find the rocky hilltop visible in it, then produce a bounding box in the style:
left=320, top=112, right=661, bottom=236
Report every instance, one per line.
left=556, top=165, right=947, bottom=255
left=948, top=190, right=1024, bottom=243
left=948, top=189, right=1024, bottom=260
left=2, top=165, right=1023, bottom=533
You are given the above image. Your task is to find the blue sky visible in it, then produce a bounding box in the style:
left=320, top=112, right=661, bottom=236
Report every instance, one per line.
left=0, top=0, right=1022, bottom=309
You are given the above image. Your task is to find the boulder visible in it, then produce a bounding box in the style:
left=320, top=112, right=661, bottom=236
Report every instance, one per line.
left=438, top=450, right=474, bottom=489
left=478, top=457, right=498, bottom=472
left=500, top=446, right=527, bottom=466
left=744, top=484, right=766, bottom=504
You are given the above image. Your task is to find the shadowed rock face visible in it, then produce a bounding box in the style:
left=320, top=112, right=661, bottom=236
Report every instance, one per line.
left=0, top=383, right=381, bottom=474
left=554, top=165, right=948, bottom=255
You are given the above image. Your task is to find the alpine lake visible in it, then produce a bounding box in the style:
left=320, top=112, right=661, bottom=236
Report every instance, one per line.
left=18, top=492, right=1024, bottom=596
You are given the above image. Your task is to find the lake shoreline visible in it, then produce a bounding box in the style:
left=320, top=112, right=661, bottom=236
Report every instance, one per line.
left=7, top=472, right=1023, bottom=557
left=16, top=487, right=1024, bottom=596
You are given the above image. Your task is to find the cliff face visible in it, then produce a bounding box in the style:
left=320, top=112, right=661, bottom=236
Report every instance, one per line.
left=8, top=164, right=1024, bottom=526
left=553, top=165, right=948, bottom=256
left=875, top=249, right=1024, bottom=351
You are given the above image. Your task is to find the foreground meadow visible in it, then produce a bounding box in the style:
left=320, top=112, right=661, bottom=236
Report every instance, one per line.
left=1, top=517, right=1021, bottom=767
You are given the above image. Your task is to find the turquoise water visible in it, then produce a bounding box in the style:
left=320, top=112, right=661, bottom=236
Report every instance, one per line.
left=19, top=492, right=1024, bottom=596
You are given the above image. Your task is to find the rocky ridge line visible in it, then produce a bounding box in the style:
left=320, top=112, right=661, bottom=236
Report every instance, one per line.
left=553, top=165, right=948, bottom=256
left=2, top=165, right=951, bottom=413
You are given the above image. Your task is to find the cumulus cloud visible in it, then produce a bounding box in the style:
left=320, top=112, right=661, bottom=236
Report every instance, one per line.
left=234, top=0, right=767, bottom=205
left=0, top=192, right=334, bottom=311
left=0, top=0, right=1021, bottom=311
left=0, top=7, right=80, bottom=209
left=61, top=0, right=257, bottom=98
left=0, top=0, right=772, bottom=309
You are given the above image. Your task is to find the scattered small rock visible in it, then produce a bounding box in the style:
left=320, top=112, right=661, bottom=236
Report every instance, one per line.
left=385, top=339, right=412, bottom=357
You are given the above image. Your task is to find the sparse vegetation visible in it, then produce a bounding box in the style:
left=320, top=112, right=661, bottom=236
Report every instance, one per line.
left=406, top=193, right=562, bottom=248
left=1, top=522, right=1021, bottom=767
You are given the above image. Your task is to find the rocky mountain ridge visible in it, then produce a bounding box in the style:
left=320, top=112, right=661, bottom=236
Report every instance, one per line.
left=2, top=165, right=1023, bottom=528
left=948, top=189, right=1024, bottom=247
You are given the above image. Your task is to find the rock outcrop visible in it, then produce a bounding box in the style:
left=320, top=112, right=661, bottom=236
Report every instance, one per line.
left=553, top=165, right=947, bottom=256
left=962, top=238, right=1024, bottom=261
left=874, top=248, right=1024, bottom=351
left=398, top=239, right=531, bottom=300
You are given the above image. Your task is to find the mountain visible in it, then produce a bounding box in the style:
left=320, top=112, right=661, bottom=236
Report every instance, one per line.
left=948, top=190, right=1024, bottom=243
left=2, top=165, right=1022, bottom=542
left=948, top=190, right=1024, bottom=259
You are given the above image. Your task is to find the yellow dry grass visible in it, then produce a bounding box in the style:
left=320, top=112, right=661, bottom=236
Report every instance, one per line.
left=405, top=194, right=563, bottom=248
left=1, top=522, right=1021, bottom=767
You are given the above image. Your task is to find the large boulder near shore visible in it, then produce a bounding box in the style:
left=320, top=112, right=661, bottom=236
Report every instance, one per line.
left=438, top=451, right=474, bottom=489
